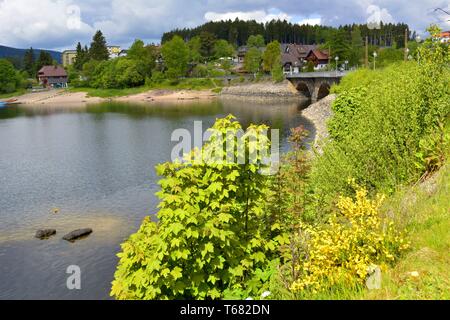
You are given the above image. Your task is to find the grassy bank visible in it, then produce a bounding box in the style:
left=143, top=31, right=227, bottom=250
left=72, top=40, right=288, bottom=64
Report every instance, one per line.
left=69, top=78, right=222, bottom=98
left=364, top=161, right=450, bottom=300
left=0, top=89, right=26, bottom=99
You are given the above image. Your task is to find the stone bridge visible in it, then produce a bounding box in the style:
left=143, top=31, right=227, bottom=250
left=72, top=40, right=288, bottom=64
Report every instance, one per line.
left=286, top=71, right=348, bottom=102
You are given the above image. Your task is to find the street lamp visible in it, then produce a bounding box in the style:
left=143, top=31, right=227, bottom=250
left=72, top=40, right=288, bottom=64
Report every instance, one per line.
left=344, top=60, right=349, bottom=71
left=335, top=56, right=339, bottom=74
left=373, top=52, right=377, bottom=70
left=416, top=35, right=421, bottom=64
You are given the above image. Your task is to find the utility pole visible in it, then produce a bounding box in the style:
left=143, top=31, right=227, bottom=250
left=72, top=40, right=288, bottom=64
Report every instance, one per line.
left=328, top=45, right=331, bottom=67
left=404, top=28, right=409, bottom=61
left=365, top=36, right=369, bottom=68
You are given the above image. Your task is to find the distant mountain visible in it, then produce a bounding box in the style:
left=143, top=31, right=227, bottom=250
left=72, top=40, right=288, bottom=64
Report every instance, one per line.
left=0, top=45, right=62, bottom=67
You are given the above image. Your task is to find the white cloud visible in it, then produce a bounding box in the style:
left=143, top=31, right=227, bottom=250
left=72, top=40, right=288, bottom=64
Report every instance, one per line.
left=0, top=0, right=448, bottom=50
left=0, top=0, right=93, bottom=49
left=366, top=4, right=395, bottom=29
left=205, top=10, right=292, bottom=23
left=297, top=18, right=322, bottom=26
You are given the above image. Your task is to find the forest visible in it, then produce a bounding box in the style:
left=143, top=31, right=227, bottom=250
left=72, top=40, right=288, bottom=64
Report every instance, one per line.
left=162, top=19, right=414, bottom=48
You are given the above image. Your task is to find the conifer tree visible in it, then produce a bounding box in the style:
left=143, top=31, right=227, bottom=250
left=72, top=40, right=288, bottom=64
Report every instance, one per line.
left=89, top=30, right=109, bottom=61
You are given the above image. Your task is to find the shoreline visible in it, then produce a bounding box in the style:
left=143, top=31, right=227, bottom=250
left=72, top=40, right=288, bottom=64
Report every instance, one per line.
left=301, top=94, right=336, bottom=150
left=220, top=80, right=303, bottom=101
left=1, top=88, right=219, bottom=108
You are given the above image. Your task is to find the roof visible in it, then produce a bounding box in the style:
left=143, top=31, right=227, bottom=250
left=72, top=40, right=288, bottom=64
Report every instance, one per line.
left=62, top=50, right=77, bottom=54
left=307, top=49, right=329, bottom=60
left=38, top=65, right=67, bottom=77
left=440, top=31, right=450, bottom=38
left=281, top=43, right=318, bottom=65
left=237, top=46, right=266, bottom=56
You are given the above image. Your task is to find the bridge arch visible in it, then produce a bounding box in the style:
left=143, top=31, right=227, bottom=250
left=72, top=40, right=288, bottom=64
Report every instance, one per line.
left=316, top=82, right=331, bottom=100
left=296, top=82, right=312, bottom=99
left=286, top=71, right=347, bottom=102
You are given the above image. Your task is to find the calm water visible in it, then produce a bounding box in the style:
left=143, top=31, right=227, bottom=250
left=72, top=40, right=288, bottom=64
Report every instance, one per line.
left=0, top=98, right=314, bottom=300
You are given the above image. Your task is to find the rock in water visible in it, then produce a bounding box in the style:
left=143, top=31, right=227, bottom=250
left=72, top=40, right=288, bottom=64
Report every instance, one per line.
left=366, top=264, right=382, bottom=290
left=63, top=229, right=93, bottom=242
left=35, top=229, right=57, bottom=239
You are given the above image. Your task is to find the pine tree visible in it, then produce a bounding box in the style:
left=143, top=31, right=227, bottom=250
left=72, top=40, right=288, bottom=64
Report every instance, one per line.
left=74, top=42, right=90, bottom=71
left=89, top=30, right=109, bottom=61
left=23, top=47, right=35, bottom=77
left=349, top=26, right=364, bottom=66
left=35, top=51, right=54, bottom=71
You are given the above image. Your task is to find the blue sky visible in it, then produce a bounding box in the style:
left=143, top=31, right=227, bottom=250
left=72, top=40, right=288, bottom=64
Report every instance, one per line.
left=0, top=0, right=449, bottom=51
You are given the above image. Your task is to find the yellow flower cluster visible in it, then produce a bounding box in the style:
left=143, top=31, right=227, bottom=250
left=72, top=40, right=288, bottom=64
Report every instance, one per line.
left=291, top=186, right=409, bottom=292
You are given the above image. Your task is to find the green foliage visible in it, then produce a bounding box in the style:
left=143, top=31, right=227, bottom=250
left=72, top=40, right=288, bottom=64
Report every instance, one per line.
left=326, top=29, right=351, bottom=62
left=349, top=26, right=364, bottom=66
left=247, top=35, right=265, bottom=48
left=0, top=59, right=21, bottom=93
left=191, top=64, right=209, bottom=78
left=268, top=126, right=311, bottom=230
left=111, top=115, right=285, bottom=300
left=23, top=47, right=35, bottom=77
left=161, top=35, right=190, bottom=79
left=89, top=30, right=109, bottom=61
left=199, top=31, right=217, bottom=59
left=306, top=61, right=315, bottom=72
left=35, top=50, right=54, bottom=71
left=74, top=42, right=89, bottom=71
left=187, top=36, right=202, bottom=63
left=163, top=20, right=410, bottom=49
left=263, top=41, right=281, bottom=73
left=90, top=58, right=145, bottom=89
left=271, top=65, right=284, bottom=83
left=213, top=40, right=235, bottom=59
left=376, top=48, right=404, bottom=68
left=290, top=186, right=408, bottom=294
left=310, top=27, right=450, bottom=210
left=415, top=121, right=450, bottom=179
left=127, top=40, right=157, bottom=78
left=244, top=47, right=262, bottom=76
left=149, top=71, right=166, bottom=84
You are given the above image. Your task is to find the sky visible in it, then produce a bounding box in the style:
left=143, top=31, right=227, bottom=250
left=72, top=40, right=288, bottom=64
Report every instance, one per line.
left=0, top=0, right=449, bottom=51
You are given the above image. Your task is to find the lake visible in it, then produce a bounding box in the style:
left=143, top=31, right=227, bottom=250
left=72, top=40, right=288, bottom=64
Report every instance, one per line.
left=0, top=98, right=314, bottom=300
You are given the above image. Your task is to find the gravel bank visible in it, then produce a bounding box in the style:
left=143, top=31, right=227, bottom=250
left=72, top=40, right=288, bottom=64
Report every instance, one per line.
left=302, top=94, right=336, bottom=150
left=220, top=80, right=303, bottom=101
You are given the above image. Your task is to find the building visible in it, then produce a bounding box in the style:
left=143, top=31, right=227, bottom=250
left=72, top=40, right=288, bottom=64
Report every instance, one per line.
left=38, top=66, right=68, bottom=88
left=235, top=46, right=266, bottom=63
left=108, top=46, right=122, bottom=59
left=118, top=49, right=128, bottom=57
left=306, top=49, right=330, bottom=70
left=281, top=44, right=318, bottom=73
left=439, top=31, right=450, bottom=43
left=62, top=50, right=77, bottom=67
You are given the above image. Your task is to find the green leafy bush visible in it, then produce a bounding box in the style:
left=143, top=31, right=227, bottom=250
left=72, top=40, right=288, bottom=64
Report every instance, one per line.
left=90, top=58, right=145, bottom=89
left=111, top=115, right=286, bottom=300
left=0, top=59, right=21, bottom=93
left=310, top=27, right=450, bottom=209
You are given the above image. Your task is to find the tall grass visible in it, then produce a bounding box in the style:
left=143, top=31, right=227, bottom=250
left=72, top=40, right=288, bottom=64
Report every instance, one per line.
left=309, top=61, right=450, bottom=210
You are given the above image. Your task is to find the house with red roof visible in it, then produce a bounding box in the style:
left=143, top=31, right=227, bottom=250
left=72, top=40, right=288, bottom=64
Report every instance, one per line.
left=37, top=65, right=68, bottom=88
left=281, top=44, right=317, bottom=73
left=439, top=31, right=450, bottom=43
left=306, top=49, right=330, bottom=70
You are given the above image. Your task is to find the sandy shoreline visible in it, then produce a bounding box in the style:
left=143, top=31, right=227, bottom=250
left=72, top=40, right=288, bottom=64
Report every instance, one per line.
left=1, top=88, right=218, bottom=108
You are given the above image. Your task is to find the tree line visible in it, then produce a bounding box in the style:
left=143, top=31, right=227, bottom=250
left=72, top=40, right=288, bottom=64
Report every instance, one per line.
left=162, top=19, right=413, bottom=48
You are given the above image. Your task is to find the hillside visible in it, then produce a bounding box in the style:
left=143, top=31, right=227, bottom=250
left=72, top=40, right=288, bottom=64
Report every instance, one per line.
left=0, top=45, right=62, bottom=66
